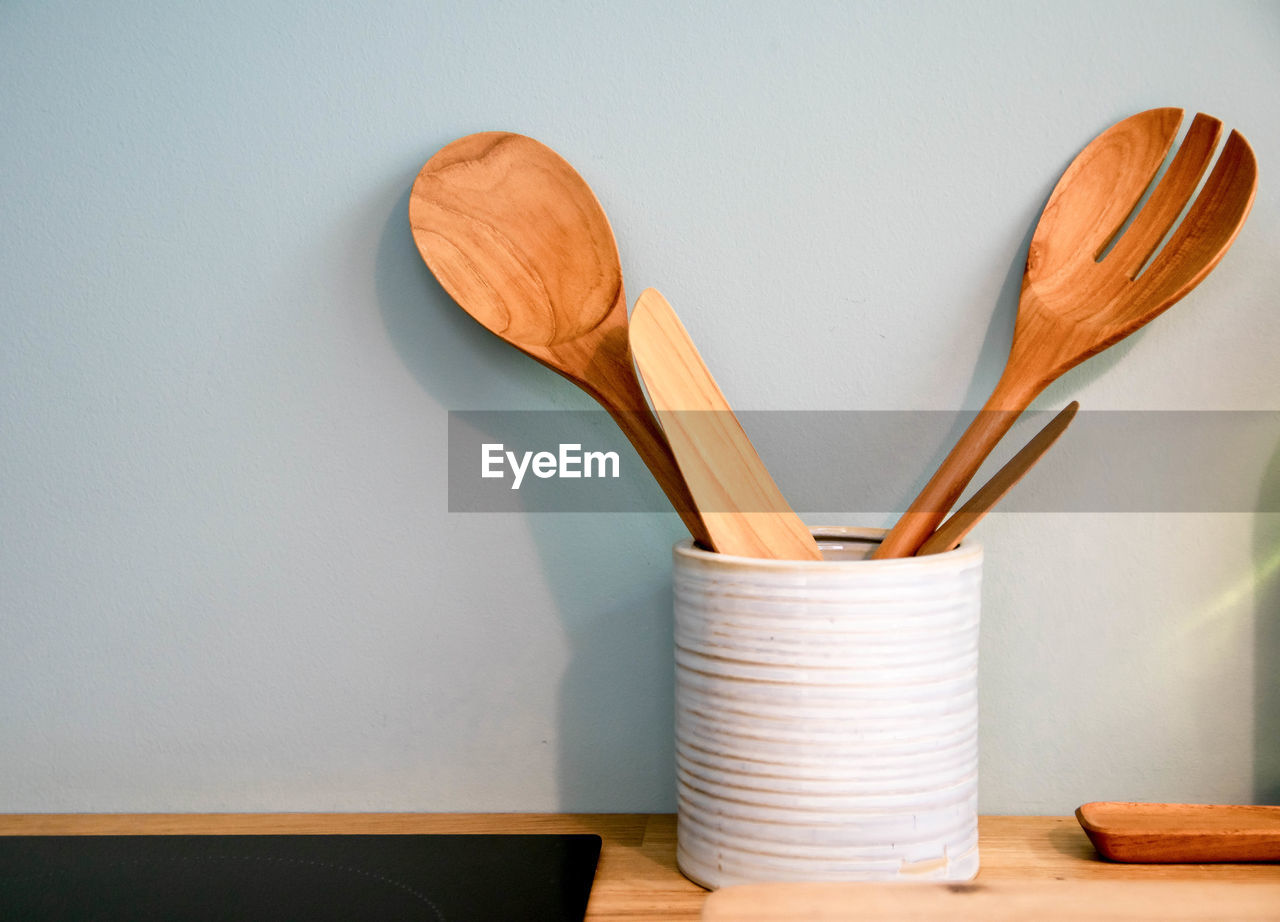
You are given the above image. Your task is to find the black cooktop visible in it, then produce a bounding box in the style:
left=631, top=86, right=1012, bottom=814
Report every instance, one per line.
left=0, top=833, right=601, bottom=921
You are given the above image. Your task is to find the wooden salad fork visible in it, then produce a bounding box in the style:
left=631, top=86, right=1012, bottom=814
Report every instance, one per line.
left=877, top=108, right=1258, bottom=558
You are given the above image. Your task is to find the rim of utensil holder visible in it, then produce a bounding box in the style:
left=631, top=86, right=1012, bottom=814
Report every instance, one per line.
left=675, top=526, right=981, bottom=570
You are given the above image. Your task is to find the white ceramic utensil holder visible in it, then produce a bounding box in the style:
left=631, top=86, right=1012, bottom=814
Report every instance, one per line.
left=672, top=526, right=982, bottom=889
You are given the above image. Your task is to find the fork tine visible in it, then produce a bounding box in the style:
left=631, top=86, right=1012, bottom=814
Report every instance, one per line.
left=1135, top=129, right=1258, bottom=304
left=1107, top=113, right=1222, bottom=278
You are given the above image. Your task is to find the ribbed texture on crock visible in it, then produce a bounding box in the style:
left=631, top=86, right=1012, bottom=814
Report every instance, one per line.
left=672, top=529, right=982, bottom=888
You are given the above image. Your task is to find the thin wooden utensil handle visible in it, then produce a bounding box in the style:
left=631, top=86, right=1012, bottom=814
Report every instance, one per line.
left=606, top=399, right=714, bottom=547
left=589, top=340, right=714, bottom=548
left=874, top=372, right=1040, bottom=559
left=917, top=401, right=1078, bottom=555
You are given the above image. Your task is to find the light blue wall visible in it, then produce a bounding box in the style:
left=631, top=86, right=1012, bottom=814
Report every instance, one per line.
left=3, top=1, right=1278, bottom=812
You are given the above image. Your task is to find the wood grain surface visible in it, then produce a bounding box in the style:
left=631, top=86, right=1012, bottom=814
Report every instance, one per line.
left=409, top=133, right=712, bottom=547
left=2, top=814, right=1277, bottom=921
left=702, top=879, right=1280, bottom=920
left=917, top=401, right=1078, bottom=554
left=876, top=108, right=1258, bottom=559
left=630, top=288, right=822, bottom=560
left=1077, top=802, right=1280, bottom=863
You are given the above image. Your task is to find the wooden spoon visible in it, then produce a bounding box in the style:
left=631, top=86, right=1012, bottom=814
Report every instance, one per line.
left=875, top=108, right=1258, bottom=559
left=916, top=401, right=1078, bottom=555
left=409, top=133, right=711, bottom=546
left=629, top=288, right=822, bottom=560
left=1077, top=801, right=1280, bottom=863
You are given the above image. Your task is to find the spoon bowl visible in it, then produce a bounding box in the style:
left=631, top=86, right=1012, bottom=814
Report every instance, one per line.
left=410, top=133, right=710, bottom=545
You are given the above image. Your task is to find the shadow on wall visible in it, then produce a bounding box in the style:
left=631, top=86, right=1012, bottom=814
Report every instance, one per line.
left=375, top=175, right=683, bottom=811
left=1255, top=444, right=1280, bottom=804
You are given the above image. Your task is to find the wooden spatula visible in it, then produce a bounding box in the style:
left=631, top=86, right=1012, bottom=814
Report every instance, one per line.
left=1076, top=801, right=1280, bottom=863
left=701, top=879, right=1280, bottom=921
left=629, top=289, right=822, bottom=560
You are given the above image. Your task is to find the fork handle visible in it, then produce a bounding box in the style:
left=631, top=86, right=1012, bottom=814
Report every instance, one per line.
left=874, top=374, right=1039, bottom=559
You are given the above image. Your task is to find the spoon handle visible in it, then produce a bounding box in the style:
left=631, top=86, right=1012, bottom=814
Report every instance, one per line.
left=874, top=372, right=1040, bottom=559
left=602, top=391, right=716, bottom=549
left=916, top=402, right=1077, bottom=555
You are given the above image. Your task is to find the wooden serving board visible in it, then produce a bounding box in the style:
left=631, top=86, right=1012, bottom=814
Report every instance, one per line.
left=700, top=879, right=1280, bottom=921
left=1076, top=801, right=1280, bottom=863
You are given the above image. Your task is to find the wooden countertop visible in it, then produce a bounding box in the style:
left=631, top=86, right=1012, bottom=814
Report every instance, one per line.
left=1, top=813, right=1277, bottom=921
